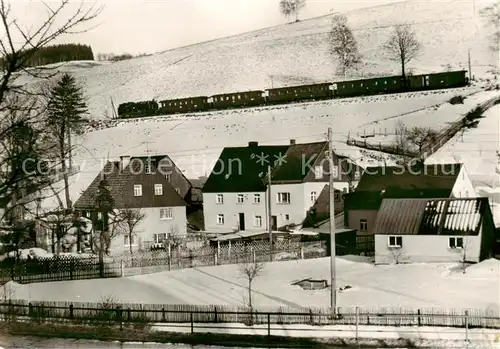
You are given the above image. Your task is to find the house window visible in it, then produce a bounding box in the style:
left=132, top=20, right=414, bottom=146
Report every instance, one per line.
left=253, top=194, right=261, bottom=204
left=216, top=194, right=224, bottom=204
left=124, top=234, right=136, bottom=246
left=133, top=184, right=142, bottom=197
left=153, top=233, right=167, bottom=244
left=154, top=184, right=163, bottom=196
left=277, top=192, right=290, bottom=204
left=165, top=173, right=171, bottom=181
left=335, top=191, right=340, bottom=201
left=360, top=219, right=368, bottom=231
left=217, top=214, right=224, bottom=225
left=254, top=216, right=262, bottom=227
left=285, top=214, right=289, bottom=220
left=175, top=188, right=180, bottom=194
left=160, top=207, right=173, bottom=220
left=314, top=166, right=323, bottom=179
left=310, top=191, right=317, bottom=203
left=449, top=237, right=464, bottom=249
left=388, top=236, right=403, bottom=248
left=332, top=165, right=338, bottom=178
left=237, top=194, right=244, bottom=204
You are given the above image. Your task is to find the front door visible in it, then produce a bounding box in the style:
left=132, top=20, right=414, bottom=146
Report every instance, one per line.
left=271, top=215, right=277, bottom=230
left=238, top=213, right=245, bottom=231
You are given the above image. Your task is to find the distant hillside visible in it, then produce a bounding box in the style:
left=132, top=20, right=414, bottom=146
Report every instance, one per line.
left=17, top=0, right=498, bottom=119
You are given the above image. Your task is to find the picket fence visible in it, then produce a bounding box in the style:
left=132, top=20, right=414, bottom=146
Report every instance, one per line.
left=0, top=240, right=328, bottom=284
left=0, top=300, right=499, bottom=329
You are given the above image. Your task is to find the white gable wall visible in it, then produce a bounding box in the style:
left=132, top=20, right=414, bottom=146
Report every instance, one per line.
left=374, top=232, right=482, bottom=264
left=452, top=165, right=477, bottom=198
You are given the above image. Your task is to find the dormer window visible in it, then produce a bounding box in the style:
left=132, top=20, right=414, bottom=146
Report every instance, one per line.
left=145, top=161, right=152, bottom=174
left=133, top=184, right=142, bottom=197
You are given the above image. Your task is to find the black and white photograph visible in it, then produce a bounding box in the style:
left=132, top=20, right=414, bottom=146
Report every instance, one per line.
left=0, top=0, right=498, bottom=348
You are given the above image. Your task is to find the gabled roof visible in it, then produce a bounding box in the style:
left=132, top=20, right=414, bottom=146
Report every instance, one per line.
left=373, top=197, right=491, bottom=236
left=202, top=143, right=290, bottom=193
left=345, top=188, right=453, bottom=210
left=271, top=141, right=327, bottom=183
left=356, top=163, right=462, bottom=193
left=74, top=160, right=186, bottom=209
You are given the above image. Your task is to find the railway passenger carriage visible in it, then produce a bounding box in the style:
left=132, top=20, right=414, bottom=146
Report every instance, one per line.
left=267, top=82, right=333, bottom=104
left=117, top=70, right=469, bottom=119
left=158, top=96, right=210, bottom=114
left=211, top=90, right=266, bottom=109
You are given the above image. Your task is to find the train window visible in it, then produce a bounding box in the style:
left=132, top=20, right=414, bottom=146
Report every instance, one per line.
left=384, top=81, right=387, bottom=85
left=351, top=84, right=354, bottom=87
left=294, top=89, right=297, bottom=93
left=393, top=80, right=396, bottom=84
left=360, top=83, right=363, bottom=87
left=226, top=96, right=229, bottom=101
left=375, top=81, right=378, bottom=86
left=238, top=94, right=241, bottom=99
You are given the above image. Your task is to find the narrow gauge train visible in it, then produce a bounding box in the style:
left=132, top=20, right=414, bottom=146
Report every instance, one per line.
left=117, top=70, right=468, bottom=119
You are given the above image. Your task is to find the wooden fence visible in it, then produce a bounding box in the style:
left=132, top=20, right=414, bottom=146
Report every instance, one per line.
left=0, top=240, right=328, bottom=284
left=0, top=300, right=498, bottom=329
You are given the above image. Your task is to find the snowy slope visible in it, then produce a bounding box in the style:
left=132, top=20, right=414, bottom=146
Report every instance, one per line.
left=17, top=0, right=498, bottom=119
left=5, top=257, right=500, bottom=312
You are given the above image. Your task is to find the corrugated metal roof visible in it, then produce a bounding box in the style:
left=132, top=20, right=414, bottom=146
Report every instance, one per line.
left=372, top=199, right=428, bottom=235
left=373, top=198, right=488, bottom=236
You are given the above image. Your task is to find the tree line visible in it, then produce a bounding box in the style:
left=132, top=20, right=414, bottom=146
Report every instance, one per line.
left=1, top=44, right=94, bottom=69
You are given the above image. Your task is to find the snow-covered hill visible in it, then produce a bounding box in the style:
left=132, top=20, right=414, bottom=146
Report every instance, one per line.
left=18, top=0, right=498, bottom=119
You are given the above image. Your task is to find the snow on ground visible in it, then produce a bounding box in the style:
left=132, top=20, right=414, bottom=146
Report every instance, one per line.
left=15, top=0, right=498, bottom=119
left=428, top=103, right=500, bottom=224
left=4, top=257, right=499, bottom=312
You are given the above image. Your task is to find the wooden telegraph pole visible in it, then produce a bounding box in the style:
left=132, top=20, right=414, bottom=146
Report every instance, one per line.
left=328, top=127, right=337, bottom=313
left=267, top=165, right=273, bottom=262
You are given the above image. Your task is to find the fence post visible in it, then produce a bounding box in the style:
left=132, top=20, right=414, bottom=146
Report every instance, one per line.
left=214, top=306, right=218, bottom=323
left=28, top=302, right=32, bottom=317
left=300, top=246, right=304, bottom=259
left=190, top=312, right=194, bottom=334
left=120, top=260, right=124, bottom=277
left=168, top=243, right=172, bottom=271
left=162, top=306, right=166, bottom=322
left=267, top=313, right=271, bottom=337
left=69, top=303, right=74, bottom=318
left=417, top=309, right=421, bottom=326
left=465, top=310, right=469, bottom=342
left=70, top=259, right=74, bottom=280
left=214, top=253, right=218, bottom=266
left=228, top=241, right=232, bottom=261
left=355, top=306, right=359, bottom=341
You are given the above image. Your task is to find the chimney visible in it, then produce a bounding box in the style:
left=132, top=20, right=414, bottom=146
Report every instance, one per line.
left=248, top=141, right=258, bottom=147
left=120, top=155, right=130, bottom=171
left=290, top=139, right=296, bottom=145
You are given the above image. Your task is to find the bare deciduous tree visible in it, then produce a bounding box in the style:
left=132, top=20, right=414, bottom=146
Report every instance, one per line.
left=394, top=121, right=438, bottom=155
left=279, top=0, right=306, bottom=22
left=0, top=0, right=101, bottom=248
left=328, top=15, right=361, bottom=78
left=389, top=246, right=406, bottom=264
left=238, top=254, right=264, bottom=309
left=382, top=25, right=421, bottom=87
left=480, top=3, right=499, bottom=52
left=115, top=207, right=145, bottom=254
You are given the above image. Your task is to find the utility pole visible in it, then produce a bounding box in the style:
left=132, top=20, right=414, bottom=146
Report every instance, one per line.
left=267, top=165, right=273, bottom=262
left=468, top=50, right=472, bottom=81
left=328, top=127, right=337, bottom=313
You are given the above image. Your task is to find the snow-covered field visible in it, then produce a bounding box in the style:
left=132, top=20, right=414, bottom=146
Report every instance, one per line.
left=4, top=256, right=499, bottom=312
left=16, top=0, right=498, bottom=119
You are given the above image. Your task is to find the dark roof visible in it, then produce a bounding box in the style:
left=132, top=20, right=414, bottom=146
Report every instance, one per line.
left=356, top=163, right=462, bottom=193
left=202, top=143, right=290, bottom=193
left=345, top=188, right=453, bottom=210
left=270, top=142, right=328, bottom=183
left=74, top=160, right=186, bottom=209
left=373, top=197, right=490, bottom=236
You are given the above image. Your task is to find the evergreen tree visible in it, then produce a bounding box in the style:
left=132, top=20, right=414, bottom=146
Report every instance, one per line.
left=92, top=177, right=115, bottom=274
left=45, top=73, right=89, bottom=210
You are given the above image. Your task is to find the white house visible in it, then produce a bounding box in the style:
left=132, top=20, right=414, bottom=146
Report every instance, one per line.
left=74, top=157, right=188, bottom=254
left=372, top=197, right=496, bottom=264
left=202, top=140, right=361, bottom=233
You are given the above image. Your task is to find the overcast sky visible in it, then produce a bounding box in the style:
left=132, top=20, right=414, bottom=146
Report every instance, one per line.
left=9, top=0, right=409, bottom=55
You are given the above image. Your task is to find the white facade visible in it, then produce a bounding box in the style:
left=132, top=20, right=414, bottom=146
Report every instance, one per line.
left=451, top=165, right=476, bottom=198
left=110, top=206, right=187, bottom=253
left=374, top=233, right=482, bottom=264
left=203, top=180, right=350, bottom=233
